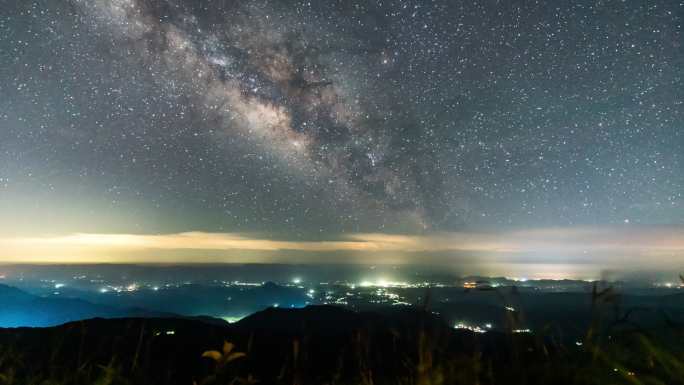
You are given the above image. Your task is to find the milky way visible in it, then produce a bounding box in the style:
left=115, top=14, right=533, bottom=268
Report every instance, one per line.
left=1, top=0, right=682, bottom=241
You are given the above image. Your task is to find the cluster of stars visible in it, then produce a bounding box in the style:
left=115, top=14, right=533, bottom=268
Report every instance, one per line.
left=0, top=0, right=682, bottom=238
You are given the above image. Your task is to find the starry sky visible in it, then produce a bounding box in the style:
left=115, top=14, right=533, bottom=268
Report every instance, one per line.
left=1, top=0, right=683, bottom=272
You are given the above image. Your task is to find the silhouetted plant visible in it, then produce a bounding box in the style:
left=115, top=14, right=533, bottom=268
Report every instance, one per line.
left=202, top=341, right=247, bottom=368
left=198, top=341, right=251, bottom=385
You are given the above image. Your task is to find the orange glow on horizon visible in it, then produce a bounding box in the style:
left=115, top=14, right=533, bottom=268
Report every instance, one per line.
left=0, top=226, right=683, bottom=268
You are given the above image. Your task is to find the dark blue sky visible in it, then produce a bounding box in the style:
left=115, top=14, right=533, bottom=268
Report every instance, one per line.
left=1, top=0, right=682, bottom=242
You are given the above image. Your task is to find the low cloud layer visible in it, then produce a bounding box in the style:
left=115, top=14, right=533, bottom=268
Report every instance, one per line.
left=3, top=227, right=683, bottom=274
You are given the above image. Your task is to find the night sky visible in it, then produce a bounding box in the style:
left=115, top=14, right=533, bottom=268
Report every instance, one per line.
left=1, top=1, right=683, bottom=272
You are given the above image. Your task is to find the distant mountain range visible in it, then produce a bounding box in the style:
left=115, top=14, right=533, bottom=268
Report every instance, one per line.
left=0, top=283, right=177, bottom=327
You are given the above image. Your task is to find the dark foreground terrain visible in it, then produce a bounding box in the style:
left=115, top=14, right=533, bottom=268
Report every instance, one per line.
left=0, top=304, right=683, bottom=385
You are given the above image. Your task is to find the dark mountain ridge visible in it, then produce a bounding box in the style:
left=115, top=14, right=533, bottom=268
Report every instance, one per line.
left=1, top=304, right=679, bottom=385
left=0, top=283, right=177, bottom=327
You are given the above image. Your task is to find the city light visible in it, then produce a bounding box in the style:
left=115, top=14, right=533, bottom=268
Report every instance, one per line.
left=126, top=284, right=139, bottom=292
left=454, top=322, right=487, bottom=333
left=221, top=315, right=247, bottom=323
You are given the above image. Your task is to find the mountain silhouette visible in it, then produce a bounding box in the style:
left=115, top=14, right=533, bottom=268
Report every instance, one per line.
left=0, top=284, right=175, bottom=327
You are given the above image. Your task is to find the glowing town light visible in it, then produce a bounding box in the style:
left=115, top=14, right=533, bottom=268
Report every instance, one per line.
left=54, top=283, right=65, bottom=289
left=99, top=287, right=109, bottom=293
left=221, top=315, right=246, bottom=323
left=292, top=277, right=302, bottom=284
left=454, top=322, right=486, bottom=333
left=505, top=306, right=516, bottom=312
left=126, top=283, right=139, bottom=292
